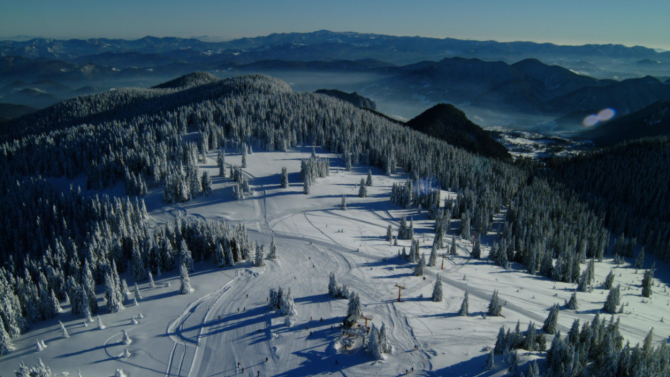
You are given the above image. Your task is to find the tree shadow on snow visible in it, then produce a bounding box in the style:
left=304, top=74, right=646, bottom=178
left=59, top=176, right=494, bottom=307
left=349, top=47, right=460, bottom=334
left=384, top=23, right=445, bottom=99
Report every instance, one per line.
left=428, top=352, right=503, bottom=377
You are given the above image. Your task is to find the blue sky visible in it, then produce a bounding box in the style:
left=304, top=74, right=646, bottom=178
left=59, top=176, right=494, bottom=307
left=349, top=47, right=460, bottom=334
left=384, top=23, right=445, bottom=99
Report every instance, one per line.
left=1, top=0, right=669, bottom=49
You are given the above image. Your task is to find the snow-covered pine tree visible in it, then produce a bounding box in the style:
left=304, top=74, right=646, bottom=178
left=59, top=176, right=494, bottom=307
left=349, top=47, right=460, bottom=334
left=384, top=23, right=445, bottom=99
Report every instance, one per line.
left=472, top=235, right=481, bottom=259
left=460, top=212, right=471, bottom=240
left=379, top=323, right=391, bottom=354
left=254, top=244, right=265, bottom=267
left=105, top=273, right=123, bottom=313
left=121, top=329, right=131, bottom=345
left=634, top=248, right=645, bottom=270
left=328, top=273, right=341, bottom=298
left=494, top=326, right=507, bottom=355
left=179, top=264, right=192, bottom=295
left=486, top=349, right=494, bottom=370
left=268, top=288, right=280, bottom=310
left=134, top=283, right=142, bottom=300
left=397, top=215, right=407, bottom=240
left=415, top=254, right=426, bottom=276
left=180, top=240, right=194, bottom=272
left=0, top=317, right=15, bottom=355
left=97, top=315, right=105, bottom=330
left=487, top=290, right=502, bottom=316
left=429, top=244, right=438, bottom=267
left=358, top=178, right=367, bottom=198
left=366, top=169, right=373, bottom=186
left=604, top=270, right=615, bottom=289
left=347, top=292, right=362, bottom=320
left=215, top=242, right=226, bottom=267
left=281, top=167, right=289, bottom=188
left=148, top=271, right=155, bottom=288
left=82, top=260, right=98, bottom=314
left=132, top=247, right=145, bottom=282
left=603, top=288, right=618, bottom=314
left=542, top=304, right=559, bottom=334
left=280, top=288, right=297, bottom=317
left=642, top=268, right=653, bottom=298
left=241, top=144, right=248, bottom=168
left=567, top=292, right=579, bottom=310
left=268, top=234, right=278, bottom=260
left=367, top=323, right=383, bottom=360
left=201, top=171, right=213, bottom=197
left=522, top=322, right=538, bottom=351
left=528, top=360, right=540, bottom=377
left=432, top=274, right=443, bottom=302
left=217, top=149, right=225, bottom=177
left=386, top=225, right=393, bottom=242
left=223, top=240, right=234, bottom=266
left=450, top=236, right=457, bottom=256
left=59, top=321, right=69, bottom=338
left=459, top=290, right=469, bottom=316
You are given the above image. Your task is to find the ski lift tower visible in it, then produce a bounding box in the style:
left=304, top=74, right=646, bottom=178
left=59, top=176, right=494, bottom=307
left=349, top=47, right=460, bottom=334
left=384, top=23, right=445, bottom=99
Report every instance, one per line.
left=395, top=283, right=406, bottom=302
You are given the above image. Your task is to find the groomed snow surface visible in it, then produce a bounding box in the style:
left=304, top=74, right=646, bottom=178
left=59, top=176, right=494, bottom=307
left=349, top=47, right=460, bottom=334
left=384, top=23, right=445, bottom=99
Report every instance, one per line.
left=1, top=144, right=669, bottom=377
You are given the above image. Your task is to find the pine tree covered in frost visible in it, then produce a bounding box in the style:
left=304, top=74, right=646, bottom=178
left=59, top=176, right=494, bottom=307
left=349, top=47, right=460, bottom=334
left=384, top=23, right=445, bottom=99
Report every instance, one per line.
left=280, top=288, right=297, bottom=317
left=367, top=323, right=383, bottom=359
left=268, top=234, right=278, bottom=259
left=486, top=349, right=494, bottom=370
left=121, top=329, right=131, bottom=345
left=280, top=167, right=289, bottom=188
left=217, top=149, right=226, bottom=177
left=59, top=321, right=69, bottom=338
left=542, top=304, right=559, bottom=334
left=328, top=273, right=341, bottom=298
left=347, top=292, right=362, bottom=320
left=358, top=178, right=367, bottom=198
left=459, top=291, right=469, bottom=316
left=603, top=287, right=619, bottom=314
left=0, top=317, right=15, bottom=355
left=642, top=267, right=654, bottom=298
left=254, top=244, right=265, bottom=267
left=432, top=274, right=443, bottom=302
left=179, top=264, right=192, bottom=294
left=471, top=234, right=481, bottom=259
left=567, top=292, right=579, bottom=310
left=487, top=290, right=502, bottom=316
left=414, top=254, right=426, bottom=276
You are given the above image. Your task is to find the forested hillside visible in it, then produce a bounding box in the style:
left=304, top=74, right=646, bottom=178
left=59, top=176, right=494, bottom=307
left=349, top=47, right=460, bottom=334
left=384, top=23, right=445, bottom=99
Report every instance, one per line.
left=549, top=137, right=670, bottom=262
left=0, top=72, right=668, bottom=377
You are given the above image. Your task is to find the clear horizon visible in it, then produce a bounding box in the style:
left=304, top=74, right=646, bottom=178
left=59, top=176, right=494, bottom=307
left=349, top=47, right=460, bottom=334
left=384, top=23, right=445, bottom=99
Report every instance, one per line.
left=1, top=0, right=669, bottom=51
left=0, top=30, right=668, bottom=52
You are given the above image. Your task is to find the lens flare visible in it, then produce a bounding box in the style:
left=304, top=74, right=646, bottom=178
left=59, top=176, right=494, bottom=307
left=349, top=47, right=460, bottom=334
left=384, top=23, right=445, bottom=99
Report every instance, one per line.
left=583, top=115, right=599, bottom=127
left=597, top=108, right=616, bottom=121
left=583, top=108, right=616, bottom=127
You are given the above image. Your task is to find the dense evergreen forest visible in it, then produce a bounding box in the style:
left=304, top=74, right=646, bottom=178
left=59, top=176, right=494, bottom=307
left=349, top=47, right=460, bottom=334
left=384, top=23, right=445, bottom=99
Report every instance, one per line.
left=0, top=72, right=668, bottom=376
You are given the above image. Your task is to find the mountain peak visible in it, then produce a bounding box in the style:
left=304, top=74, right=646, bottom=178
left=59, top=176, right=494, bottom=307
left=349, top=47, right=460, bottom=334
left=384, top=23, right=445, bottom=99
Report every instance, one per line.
left=405, top=103, right=511, bottom=161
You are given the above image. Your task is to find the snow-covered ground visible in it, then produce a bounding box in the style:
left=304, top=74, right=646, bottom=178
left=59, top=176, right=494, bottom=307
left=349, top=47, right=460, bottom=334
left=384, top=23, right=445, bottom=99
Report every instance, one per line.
left=1, top=143, right=668, bottom=377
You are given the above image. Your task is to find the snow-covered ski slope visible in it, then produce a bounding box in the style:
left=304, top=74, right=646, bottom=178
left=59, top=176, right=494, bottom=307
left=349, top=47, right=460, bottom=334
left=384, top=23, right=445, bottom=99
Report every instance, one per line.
left=2, top=144, right=669, bottom=377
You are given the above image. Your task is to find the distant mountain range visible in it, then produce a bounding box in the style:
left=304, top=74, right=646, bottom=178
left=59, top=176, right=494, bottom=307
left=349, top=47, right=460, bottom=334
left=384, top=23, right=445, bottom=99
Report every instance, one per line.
left=2, top=31, right=670, bottom=145
left=2, top=31, right=669, bottom=65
